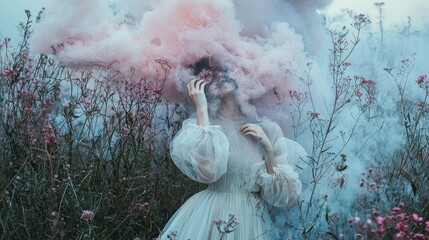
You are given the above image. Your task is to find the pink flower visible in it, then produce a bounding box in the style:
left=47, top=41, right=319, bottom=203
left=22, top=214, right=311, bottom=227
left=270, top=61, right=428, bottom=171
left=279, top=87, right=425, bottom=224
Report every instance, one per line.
left=359, top=181, right=364, bottom=187
left=369, top=182, right=376, bottom=187
left=392, top=207, right=401, bottom=212
left=309, top=112, right=320, bottom=119
left=376, top=216, right=384, bottom=225
left=348, top=216, right=361, bottom=223
left=361, top=79, right=376, bottom=86
left=416, top=74, right=427, bottom=84
left=412, top=213, right=423, bottom=222
left=395, top=231, right=405, bottom=238
left=199, top=69, right=213, bottom=80
left=414, top=233, right=425, bottom=238
left=137, top=202, right=150, bottom=214
left=2, top=69, right=11, bottom=76
left=151, top=88, right=162, bottom=95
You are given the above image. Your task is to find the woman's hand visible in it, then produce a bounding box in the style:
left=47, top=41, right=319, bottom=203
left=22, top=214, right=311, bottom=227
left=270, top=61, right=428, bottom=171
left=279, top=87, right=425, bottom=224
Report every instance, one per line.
left=187, top=78, right=208, bottom=111
left=239, top=123, right=272, bottom=151
left=187, top=78, right=209, bottom=126
left=240, top=123, right=277, bottom=173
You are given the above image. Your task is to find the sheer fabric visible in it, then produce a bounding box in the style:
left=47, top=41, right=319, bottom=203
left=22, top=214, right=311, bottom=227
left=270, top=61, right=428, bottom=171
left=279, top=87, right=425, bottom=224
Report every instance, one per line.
left=159, top=116, right=303, bottom=239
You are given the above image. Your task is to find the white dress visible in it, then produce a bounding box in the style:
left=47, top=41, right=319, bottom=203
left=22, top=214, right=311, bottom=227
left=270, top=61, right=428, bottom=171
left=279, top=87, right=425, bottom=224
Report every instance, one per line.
left=158, top=116, right=303, bottom=240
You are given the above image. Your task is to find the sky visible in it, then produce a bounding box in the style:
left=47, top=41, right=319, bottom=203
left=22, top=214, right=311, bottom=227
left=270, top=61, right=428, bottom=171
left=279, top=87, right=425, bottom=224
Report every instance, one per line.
left=1, top=0, right=428, bottom=41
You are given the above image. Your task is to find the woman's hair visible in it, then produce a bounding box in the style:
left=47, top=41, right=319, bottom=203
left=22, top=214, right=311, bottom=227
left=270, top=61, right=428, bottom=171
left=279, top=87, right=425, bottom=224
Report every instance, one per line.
left=190, top=56, right=223, bottom=76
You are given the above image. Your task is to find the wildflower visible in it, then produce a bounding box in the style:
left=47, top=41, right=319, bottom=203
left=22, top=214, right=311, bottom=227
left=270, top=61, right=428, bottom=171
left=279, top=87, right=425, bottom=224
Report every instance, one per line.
left=359, top=181, right=364, bottom=187
left=415, top=101, right=429, bottom=112
left=151, top=88, right=162, bottom=95
left=392, top=207, right=401, bottom=212
left=354, top=89, right=363, bottom=97
left=376, top=216, right=384, bottom=225
left=412, top=213, right=423, bottom=222
left=369, top=182, right=376, bottom=187
left=374, top=2, right=385, bottom=7
left=63, top=100, right=71, bottom=108
left=2, top=69, right=11, bottom=76
left=80, top=210, right=94, bottom=221
left=137, top=202, right=149, bottom=212
left=395, top=231, right=405, bottom=238
left=414, top=233, right=425, bottom=238
left=383, top=67, right=392, bottom=73
left=416, top=74, right=427, bottom=85
left=309, top=112, right=320, bottom=119
left=167, top=230, right=177, bottom=240
left=353, top=14, right=371, bottom=26
left=361, top=79, right=376, bottom=86
left=213, top=214, right=239, bottom=234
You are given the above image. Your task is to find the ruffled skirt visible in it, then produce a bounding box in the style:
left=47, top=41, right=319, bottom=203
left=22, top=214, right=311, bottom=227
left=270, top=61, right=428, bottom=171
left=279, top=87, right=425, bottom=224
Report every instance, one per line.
left=158, top=189, right=276, bottom=240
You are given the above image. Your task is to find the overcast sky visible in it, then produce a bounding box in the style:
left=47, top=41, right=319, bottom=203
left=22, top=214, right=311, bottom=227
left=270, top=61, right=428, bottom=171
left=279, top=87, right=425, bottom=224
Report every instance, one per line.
left=0, top=0, right=428, bottom=42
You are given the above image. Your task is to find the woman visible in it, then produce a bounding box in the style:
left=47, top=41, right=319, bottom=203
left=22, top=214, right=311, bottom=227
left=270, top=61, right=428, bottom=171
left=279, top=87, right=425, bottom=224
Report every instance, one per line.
left=158, top=58, right=303, bottom=239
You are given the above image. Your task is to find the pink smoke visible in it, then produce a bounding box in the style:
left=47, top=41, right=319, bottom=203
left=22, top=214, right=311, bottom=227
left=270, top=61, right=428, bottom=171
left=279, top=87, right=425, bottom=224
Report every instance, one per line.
left=31, top=0, right=331, bottom=117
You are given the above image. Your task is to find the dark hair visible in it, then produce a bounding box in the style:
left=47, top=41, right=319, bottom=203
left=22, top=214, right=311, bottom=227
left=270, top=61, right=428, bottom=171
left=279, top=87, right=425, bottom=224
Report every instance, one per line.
left=190, top=56, right=223, bottom=76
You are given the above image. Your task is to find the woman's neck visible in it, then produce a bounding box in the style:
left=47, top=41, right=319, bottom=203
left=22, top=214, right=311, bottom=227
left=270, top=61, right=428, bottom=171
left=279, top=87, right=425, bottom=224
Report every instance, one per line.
left=219, top=94, right=244, bottom=118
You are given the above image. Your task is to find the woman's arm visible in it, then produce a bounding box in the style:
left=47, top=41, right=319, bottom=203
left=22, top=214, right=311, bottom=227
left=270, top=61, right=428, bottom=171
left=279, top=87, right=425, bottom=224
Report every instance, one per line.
left=170, top=119, right=229, bottom=183
left=242, top=121, right=302, bottom=207
left=239, top=123, right=277, bottom=173
left=187, top=78, right=210, bottom=126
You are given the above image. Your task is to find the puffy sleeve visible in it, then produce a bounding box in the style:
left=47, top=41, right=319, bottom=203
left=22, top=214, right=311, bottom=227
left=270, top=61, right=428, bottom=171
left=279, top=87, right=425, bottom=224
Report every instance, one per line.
left=254, top=120, right=304, bottom=207
left=170, top=118, right=230, bottom=184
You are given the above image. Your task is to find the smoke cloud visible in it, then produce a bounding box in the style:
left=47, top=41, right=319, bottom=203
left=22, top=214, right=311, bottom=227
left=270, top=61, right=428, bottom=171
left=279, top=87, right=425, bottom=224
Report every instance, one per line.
left=31, top=0, right=332, bottom=117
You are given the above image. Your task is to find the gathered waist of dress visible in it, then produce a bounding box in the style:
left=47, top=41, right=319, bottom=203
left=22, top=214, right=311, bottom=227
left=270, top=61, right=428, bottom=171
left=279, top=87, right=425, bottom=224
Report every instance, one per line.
left=206, top=183, right=260, bottom=194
